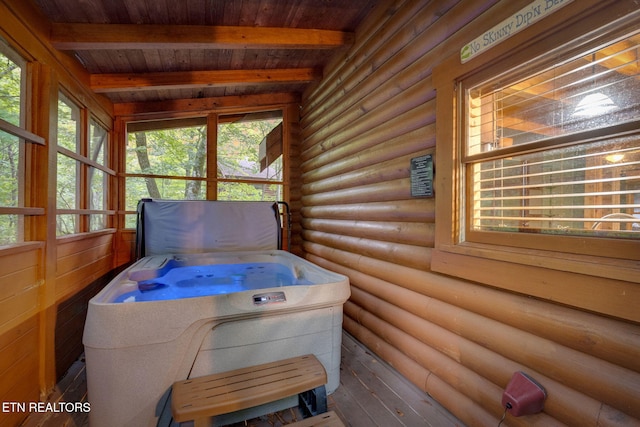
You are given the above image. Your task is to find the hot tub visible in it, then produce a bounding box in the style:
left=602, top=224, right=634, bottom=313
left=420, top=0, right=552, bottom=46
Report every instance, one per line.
left=84, top=249, right=349, bottom=427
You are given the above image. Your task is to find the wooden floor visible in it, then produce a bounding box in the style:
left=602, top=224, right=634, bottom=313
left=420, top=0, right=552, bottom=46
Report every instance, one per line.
left=21, top=332, right=462, bottom=427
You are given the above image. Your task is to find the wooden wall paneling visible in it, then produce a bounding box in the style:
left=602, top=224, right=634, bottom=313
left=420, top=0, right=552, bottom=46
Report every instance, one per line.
left=54, top=269, right=120, bottom=380
left=433, top=250, right=640, bottom=323
left=113, top=115, right=134, bottom=267
left=115, top=230, right=136, bottom=266
left=302, top=0, right=497, bottom=126
left=56, top=255, right=113, bottom=301
left=344, top=302, right=563, bottom=427
left=303, top=151, right=430, bottom=195
left=302, top=217, right=433, bottom=247
left=302, top=0, right=503, bottom=138
left=301, top=92, right=434, bottom=165
left=54, top=233, right=115, bottom=379
left=302, top=78, right=433, bottom=161
left=0, top=315, right=39, bottom=375
left=346, top=304, right=591, bottom=427
left=301, top=230, right=431, bottom=271
left=343, top=318, right=500, bottom=427
left=301, top=127, right=433, bottom=184
left=0, top=264, right=39, bottom=303
left=56, top=232, right=113, bottom=259
left=300, top=0, right=640, bottom=423
left=0, top=351, right=39, bottom=426
left=37, top=58, right=58, bottom=398
left=0, top=287, right=39, bottom=333
left=311, top=252, right=640, bottom=425
left=301, top=178, right=413, bottom=206
left=301, top=103, right=434, bottom=177
left=105, top=107, right=119, bottom=234
left=345, top=292, right=635, bottom=427
left=304, top=249, right=640, bottom=421
left=0, top=246, right=40, bottom=299
left=0, top=316, right=39, bottom=426
left=283, top=102, right=303, bottom=255
left=303, top=0, right=417, bottom=116
left=301, top=199, right=434, bottom=222
left=305, top=245, right=640, bottom=374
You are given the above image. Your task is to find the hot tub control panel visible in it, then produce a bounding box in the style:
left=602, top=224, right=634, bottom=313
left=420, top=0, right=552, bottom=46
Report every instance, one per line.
left=253, top=291, right=287, bottom=305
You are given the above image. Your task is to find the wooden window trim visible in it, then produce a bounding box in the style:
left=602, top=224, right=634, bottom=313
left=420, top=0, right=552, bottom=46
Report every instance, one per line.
left=57, top=146, right=115, bottom=175
left=0, top=207, right=44, bottom=215
left=432, top=0, right=640, bottom=322
left=56, top=88, right=113, bottom=234
left=0, top=117, right=45, bottom=145
left=55, top=227, right=116, bottom=243
left=0, top=240, right=44, bottom=255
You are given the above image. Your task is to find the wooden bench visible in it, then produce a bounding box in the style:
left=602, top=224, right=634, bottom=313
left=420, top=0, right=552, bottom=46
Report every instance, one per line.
left=171, top=354, right=328, bottom=427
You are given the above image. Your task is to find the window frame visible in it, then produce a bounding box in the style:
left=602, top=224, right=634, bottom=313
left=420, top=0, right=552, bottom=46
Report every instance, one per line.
left=0, top=38, right=45, bottom=246
left=432, top=1, right=640, bottom=290
left=216, top=111, right=284, bottom=202
left=88, top=118, right=110, bottom=231
left=460, top=67, right=640, bottom=259
left=56, top=89, right=114, bottom=236
left=121, top=108, right=287, bottom=228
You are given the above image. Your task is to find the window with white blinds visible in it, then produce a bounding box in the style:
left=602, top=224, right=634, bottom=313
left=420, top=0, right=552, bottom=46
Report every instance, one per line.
left=464, top=31, right=640, bottom=240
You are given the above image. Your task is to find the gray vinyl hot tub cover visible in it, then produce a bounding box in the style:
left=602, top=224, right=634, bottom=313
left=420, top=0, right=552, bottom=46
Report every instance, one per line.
left=137, top=200, right=280, bottom=256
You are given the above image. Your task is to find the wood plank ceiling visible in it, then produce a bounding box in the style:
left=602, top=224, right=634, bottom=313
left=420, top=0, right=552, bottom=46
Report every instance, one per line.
left=31, top=0, right=377, bottom=104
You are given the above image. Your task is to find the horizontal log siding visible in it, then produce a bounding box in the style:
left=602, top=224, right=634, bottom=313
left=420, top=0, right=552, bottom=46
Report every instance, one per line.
left=300, top=0, right=640, bottom=426
left=0, top=246, right=42, bottom=426
left=56, top=233, right=115, bottom=301
left=0, top=246, right=42, bottom=332
left=0, top=316, right=39, bottom=427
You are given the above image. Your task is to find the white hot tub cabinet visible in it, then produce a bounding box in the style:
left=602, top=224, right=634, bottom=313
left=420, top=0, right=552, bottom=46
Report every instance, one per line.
left=83, top=250, right=350, bottom=427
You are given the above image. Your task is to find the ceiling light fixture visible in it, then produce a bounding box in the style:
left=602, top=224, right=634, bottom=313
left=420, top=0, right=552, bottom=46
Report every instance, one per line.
left=605, top=153, right=625, bottom=163
left=574, top=92, right=617, bottom=117
left=574, top=52, right=618, bottom=118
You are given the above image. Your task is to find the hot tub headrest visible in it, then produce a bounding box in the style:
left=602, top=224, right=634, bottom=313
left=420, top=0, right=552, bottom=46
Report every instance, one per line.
left=136, top=200, right=281, bottom=257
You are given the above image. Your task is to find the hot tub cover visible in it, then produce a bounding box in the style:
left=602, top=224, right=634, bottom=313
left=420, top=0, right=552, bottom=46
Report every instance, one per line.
left=136, top=200, right=281, bottom=256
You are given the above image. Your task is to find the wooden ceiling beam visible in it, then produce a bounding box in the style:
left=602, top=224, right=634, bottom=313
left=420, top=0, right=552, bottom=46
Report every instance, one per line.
left=50, top=23, right=353, bottom=50
left=90, top=68, right=322, bottom=93
left=113, top=92, right=301, bottom=117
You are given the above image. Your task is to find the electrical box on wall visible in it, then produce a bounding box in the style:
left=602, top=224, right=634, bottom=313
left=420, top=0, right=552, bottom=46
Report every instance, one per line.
left=502, top=372, right=547, bottom=417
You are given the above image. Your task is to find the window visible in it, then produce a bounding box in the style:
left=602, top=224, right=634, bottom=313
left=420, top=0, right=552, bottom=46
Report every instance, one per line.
left=462, top=32, right=640, bottom=258
left=89, top=119, right=109, bottom=231
left=56, top=92, right=112, bottom=235
left=57, top=93, right=81, bottom=234
left=433, top=5, right=640, bottom=288
left=217, top=111, right=283, bottom=201
left=124, top=111, right=285, bottom=227
left=0, top=40, right=26, bottom=245
left=125, top=118, right=208, bottom=227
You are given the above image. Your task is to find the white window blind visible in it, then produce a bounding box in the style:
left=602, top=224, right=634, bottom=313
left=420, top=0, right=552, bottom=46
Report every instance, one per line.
left=465, top=32, right=640, bottom=239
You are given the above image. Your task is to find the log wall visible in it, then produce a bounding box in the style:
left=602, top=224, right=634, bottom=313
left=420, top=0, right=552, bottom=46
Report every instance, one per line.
left=300, top=0, right=640, bottom=425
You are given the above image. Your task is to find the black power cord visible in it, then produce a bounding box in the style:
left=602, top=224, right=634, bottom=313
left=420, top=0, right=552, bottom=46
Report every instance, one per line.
left=498, top=403, right=512, bottom=427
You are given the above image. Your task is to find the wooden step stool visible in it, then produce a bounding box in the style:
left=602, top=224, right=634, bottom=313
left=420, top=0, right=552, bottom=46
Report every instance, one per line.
left=171, top=354, right=328, bottom=427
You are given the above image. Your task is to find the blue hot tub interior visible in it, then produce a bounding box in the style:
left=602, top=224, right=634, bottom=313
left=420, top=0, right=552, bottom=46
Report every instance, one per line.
left=116, top=262, right=312, bottom=303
